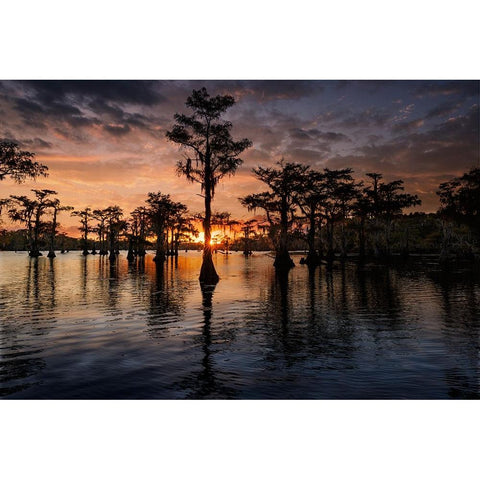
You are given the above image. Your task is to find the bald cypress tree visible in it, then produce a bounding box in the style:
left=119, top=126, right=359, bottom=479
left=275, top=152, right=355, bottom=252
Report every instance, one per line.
left=166, top=88, right=252, bottom=284
left=241, top=160, right=309, bottom=270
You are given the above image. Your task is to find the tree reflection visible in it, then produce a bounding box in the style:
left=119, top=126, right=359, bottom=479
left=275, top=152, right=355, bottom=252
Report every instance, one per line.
left=172, top=283, right=236, bottom=398
left=0, top=258, right=54, bottom=397
left=146, top=261, right=185, bottom=339
left=429, top=268, right=480, bottom=398
left=107, top=258, right=121, bottom=314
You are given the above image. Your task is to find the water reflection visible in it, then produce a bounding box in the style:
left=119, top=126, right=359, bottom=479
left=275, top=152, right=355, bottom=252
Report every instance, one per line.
left=146, top=262, right=184, bottom=337
left=1, top=258, right=54, bottom=396
left=428, top=268, right=480, bottom=398
left=0, top=252, right=478, bottom=399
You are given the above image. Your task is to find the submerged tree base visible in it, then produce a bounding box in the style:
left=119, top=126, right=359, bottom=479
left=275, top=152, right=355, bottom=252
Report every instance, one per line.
left=273, top=251, right=295, bottom=271
left=29, top=250, right=42, bottom=257
left=153, top=253, right=165, bottom=263
left=47, top=250, right=56, bottom=258
left=305, top=251, right=320, bottom=267
left=199, top=255, right=219, bottom=284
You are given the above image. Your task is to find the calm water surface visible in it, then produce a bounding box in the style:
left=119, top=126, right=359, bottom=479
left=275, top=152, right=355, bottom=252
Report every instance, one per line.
left=0, top=251, right=478, bottom=399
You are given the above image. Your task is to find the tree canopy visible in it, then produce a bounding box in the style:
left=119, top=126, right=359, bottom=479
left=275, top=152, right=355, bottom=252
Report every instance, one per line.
left=0, top=142, right=48, bottom=183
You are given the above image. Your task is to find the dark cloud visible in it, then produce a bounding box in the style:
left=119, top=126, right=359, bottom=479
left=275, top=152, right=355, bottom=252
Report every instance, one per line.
left=366, top=134, right=383, bottom=144
left=425, top=101, right=462, bottom=119
left=23, top=137, right=53, bottom=149
left=289, top=128, right=350, bottom=145
left=103, top=124, right=131, bottom=136
left=413, top=80, right=479, bottom=99
left=317, top=131, right=351, bottom=142
left=14, top=96, right=95, bottom=132
left=327, top=104, right=479, bottom=179
left=242, top=80, right=323, bottom=101
left=2, top=81, right=171, bottom=142
left=335, top=108, right=391, bottom=129
left=286, top=148, right=328, bottom=164
left=19, top=80, right=166, bottom=105
left=191, top=80, right=324, bottom=102
left=0, top=136, right=52, bottom=150
left=391, top=118, right=424, bottom=133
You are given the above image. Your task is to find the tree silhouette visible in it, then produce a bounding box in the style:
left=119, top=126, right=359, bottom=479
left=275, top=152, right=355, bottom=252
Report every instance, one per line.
left=72, top=208, right=94, bottom=255
left=7, top=189, right=57, bottom=256
left=166, top=88, right=252, bottom=284
left=437, top=167, right=480, bottom=234
left=319, top=168, right=358, bottom=262
left=104, top=206, right=125, bottom=261
left=92, top=209, right=110, bottom=255
left=437, top=167, right=480, bottom=259
left=352, top=190, right=372, bottom=260
left=146, top=192, right=175, bottom=263
left=240, top=219, right=257, bottom=256
left=5, top=196, right=36, bottom=253
left=170, top=203, right=192, bottom=256
left=363, top=173, right=421, bottom=257
left=240, top=160, right=308, bottom=270
left=130, top=207, right=149, bottom=256
left=296, top=169, right=327, bottom=267
left=0, top=142, right=48, bottom=184
left=45, top=198, right=73, bottom=258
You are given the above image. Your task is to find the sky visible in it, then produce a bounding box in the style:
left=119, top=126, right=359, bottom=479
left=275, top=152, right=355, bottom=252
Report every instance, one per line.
left=0, top=80, right=479, bottom=236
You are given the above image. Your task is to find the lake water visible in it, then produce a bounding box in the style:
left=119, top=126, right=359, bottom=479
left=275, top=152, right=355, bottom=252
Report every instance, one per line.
left=0, top=251, right=478, bottom=399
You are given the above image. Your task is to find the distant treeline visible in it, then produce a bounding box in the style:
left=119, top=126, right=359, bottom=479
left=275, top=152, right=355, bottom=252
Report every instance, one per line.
left=1, top=167, right=478, bottom=267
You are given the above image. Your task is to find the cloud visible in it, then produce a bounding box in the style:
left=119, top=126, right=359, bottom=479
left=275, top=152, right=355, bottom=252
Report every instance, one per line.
left=334, top=108, right=391, bottom=129
left=103, top=124, right=131, bottom=137
left=204, top=80, right=324, bottom=102
left=391, top=118, right=424, bottom=133
left=425, top=101, right=462, bottom=119
left=413, top=80, right=479, bottom=99
left=0, top=135, right=52, bottom=150
left=18, top=80, right=166, bottom=105
left=325, top=105, right=479, bottom=208
left=289, top=128, right=350, bottom=143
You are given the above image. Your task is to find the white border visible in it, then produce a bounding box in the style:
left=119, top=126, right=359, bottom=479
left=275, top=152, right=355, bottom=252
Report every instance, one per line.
left=1, top=2, right=478, bottom=479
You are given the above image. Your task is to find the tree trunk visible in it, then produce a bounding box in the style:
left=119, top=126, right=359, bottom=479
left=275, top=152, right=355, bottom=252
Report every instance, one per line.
left=401, top=226, right=410, bottom=258
left=200, top=175, right=219, bottom=284
left=48, top=208, right=57, bottom=258
left=108, top=228, right=117, bottom=261
left=30, top=210, right=42, bottom=257
left=305, top=209, right=319, bottom=267
left=174, top=231, right=180, bottom=257
left=439, top=220, right=452, bottom=264
left=170, top=227, right=175, bottom=256
left=340, top=222, right=347, bottom=259
left=384, top=219, right=392, bottom=258
left=153, top=225, right=166, bottom=263
left=82, top=227, right=89, bottom=256
left=326, top=220, right=335, bottom=263
left=274, top=195, right=294, bottom=270
left=243, top=230, right=251, bottom=256
left=358, top=216, right=366, bottom=261
left=127, top=237, right=135, bottom=261
left=138, top=222, right=146, bottom=256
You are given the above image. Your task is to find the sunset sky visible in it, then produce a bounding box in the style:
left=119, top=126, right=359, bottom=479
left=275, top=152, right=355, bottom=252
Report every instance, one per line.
left=0, top=80, right=478, bottom=235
